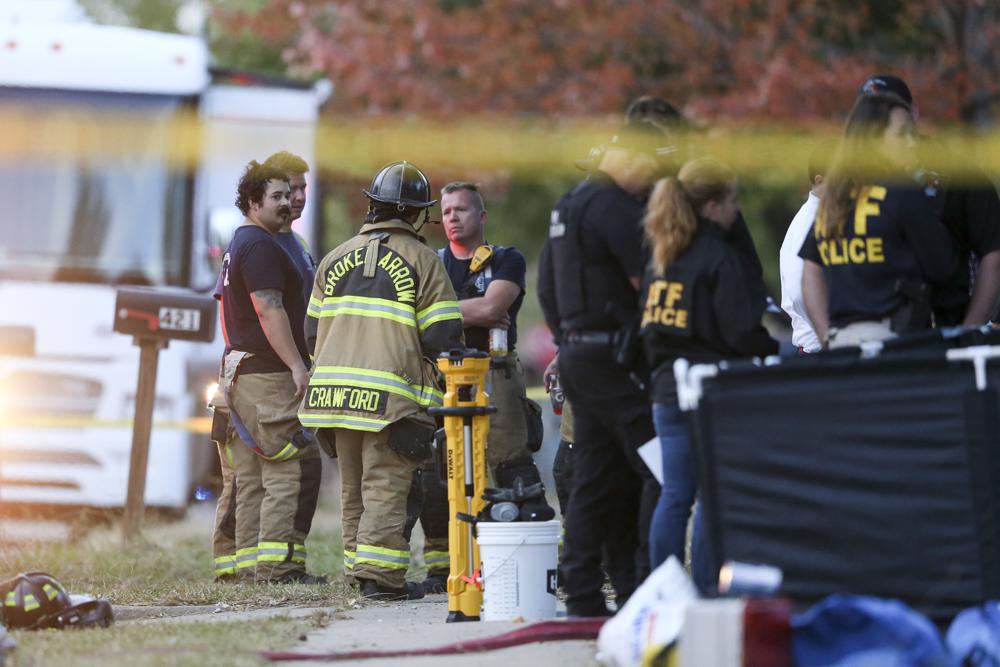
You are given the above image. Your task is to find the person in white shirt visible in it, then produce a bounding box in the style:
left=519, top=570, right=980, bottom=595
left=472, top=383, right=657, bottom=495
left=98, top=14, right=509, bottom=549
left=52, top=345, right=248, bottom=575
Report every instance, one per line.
left=779, top=140, right=837, bottom=352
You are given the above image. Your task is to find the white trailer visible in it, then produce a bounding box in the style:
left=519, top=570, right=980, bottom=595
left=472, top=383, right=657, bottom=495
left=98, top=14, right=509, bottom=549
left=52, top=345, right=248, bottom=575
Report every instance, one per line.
left=0, top=0, right=328, bottom=511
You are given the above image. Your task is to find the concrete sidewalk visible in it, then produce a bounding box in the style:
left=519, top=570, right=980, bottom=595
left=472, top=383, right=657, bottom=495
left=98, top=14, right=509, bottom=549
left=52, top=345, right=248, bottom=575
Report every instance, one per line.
left=115, top=597, right=601, bottom=666
left=273, top=598, right=601, bottom=667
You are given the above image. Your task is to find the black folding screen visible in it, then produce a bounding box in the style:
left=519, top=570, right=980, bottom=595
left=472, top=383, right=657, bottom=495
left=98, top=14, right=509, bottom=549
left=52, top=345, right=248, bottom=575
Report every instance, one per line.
left=689, top=331, right=1000, bottom=622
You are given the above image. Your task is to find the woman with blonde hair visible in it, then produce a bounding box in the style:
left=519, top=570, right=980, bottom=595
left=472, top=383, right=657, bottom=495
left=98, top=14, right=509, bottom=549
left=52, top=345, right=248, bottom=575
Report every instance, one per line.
left=640, top=157, right=776, bottom=587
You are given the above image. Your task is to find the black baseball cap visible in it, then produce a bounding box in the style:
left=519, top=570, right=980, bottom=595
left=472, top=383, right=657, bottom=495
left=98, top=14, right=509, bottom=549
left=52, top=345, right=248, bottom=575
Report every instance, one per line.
left=858, top=74, right=913, bottom=105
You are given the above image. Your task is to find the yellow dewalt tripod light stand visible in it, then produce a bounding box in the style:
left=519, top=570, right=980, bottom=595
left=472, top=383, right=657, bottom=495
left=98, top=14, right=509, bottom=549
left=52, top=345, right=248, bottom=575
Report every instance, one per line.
left=428, top=349, right=495, bottom=623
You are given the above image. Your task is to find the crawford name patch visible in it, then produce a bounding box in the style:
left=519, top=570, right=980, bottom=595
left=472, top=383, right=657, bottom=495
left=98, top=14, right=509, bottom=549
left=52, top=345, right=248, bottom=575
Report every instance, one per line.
left=306, top=386, right=388, bottom=414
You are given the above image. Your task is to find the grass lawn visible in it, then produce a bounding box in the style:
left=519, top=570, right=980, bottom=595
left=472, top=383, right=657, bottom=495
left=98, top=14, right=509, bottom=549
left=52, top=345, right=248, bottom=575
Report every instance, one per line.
left=0, top=504, right=348, bottom=606
left=8, top=612, right=333, bottom=667
left=0, top=496, right=359, bottom=666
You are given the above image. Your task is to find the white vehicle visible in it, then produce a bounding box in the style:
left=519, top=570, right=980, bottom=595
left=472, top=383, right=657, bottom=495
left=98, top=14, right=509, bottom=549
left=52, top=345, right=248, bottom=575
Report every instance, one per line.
left=0, top=0, right=329, bottom=512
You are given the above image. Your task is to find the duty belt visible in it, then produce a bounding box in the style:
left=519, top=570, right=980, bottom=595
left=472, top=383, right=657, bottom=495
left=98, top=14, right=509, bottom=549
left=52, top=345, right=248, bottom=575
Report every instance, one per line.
left=562, top=330, right=617, bottom=345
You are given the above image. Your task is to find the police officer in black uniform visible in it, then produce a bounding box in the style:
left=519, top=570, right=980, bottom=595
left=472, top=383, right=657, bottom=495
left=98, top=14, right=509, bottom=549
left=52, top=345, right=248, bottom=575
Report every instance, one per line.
left=538, top=121, right=665, bottom=617
left=857, top=75, right=1000, bottom=326
left=547, top=97, right=767, bottom=544
left=639, top=158, right=777, bottom=589
left=800, top=92, right=958, bottom=347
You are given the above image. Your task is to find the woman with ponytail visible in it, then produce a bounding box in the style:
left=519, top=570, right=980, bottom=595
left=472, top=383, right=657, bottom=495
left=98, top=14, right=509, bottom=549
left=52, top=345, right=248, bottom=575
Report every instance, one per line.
left=639, top=158, right=776, bottom=585
left=799, top=93, right=957, bottom=348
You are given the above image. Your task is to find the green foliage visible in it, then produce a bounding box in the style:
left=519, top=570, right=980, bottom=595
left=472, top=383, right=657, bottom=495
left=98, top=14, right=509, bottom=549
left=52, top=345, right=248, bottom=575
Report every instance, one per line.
left=78, top=0, right=185, bottom=33
left=209, top=29, right=289, bottom=76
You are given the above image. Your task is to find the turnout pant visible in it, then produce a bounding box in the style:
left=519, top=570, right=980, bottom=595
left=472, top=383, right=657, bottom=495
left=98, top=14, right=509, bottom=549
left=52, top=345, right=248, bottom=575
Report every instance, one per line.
left=336, top=425, right=419, bottom=589
left=208, top=384, right=242, bottom=579
left=405, top=468, right=451, bottom=577
left=485, top=353, right=535, bottom=469
left=558, top=341, right=658, bottom=610
left=211, top=438, right=238, bottom=578
left=227, top=368, right=321, bottom=581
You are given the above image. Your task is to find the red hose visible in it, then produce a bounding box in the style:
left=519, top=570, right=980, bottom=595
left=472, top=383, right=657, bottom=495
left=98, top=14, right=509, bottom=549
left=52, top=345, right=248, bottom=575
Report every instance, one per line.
left=259, top=618, right=606, bottom=662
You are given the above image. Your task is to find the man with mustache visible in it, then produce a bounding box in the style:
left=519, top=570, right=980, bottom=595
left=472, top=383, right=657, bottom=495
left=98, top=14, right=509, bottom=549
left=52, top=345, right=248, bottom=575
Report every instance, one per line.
left=216, top=160, right=324, bottom=584
left=211, top=152, right=320, bottom=582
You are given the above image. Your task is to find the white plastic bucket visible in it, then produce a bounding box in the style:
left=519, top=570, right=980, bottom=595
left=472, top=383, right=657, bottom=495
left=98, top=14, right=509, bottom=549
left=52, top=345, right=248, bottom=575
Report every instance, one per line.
left=477, top=519, right=561, bottom=621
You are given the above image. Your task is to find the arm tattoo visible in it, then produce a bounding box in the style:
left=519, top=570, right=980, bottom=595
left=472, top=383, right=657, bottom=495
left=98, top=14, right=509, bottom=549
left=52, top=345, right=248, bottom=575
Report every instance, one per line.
left=253, top=288, right=284, bottom=311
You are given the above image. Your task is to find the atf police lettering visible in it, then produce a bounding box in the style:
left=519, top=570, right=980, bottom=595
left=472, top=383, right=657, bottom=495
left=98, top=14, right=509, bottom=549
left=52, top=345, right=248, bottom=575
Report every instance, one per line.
left=642, top=280, right=689, bottom=329
left=323, top=247, right=417, bottom=302
left=307, top=386, right=388, bottom=414
left=816, top=186, right=887, bottom=266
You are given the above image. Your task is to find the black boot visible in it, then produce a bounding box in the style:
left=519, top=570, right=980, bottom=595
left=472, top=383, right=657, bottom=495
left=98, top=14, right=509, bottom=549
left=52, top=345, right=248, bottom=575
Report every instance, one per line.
left=565, top=593, right=613, bottom=618
left=421, top=573, right=448, bottom=595
left=360, top=579, right=425, bottom=601
left=271, top=571, right=329, bottom=585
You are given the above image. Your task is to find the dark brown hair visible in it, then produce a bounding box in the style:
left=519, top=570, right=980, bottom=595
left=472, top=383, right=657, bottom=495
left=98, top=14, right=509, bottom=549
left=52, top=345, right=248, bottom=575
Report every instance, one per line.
left=235, top=161, right=288, bottom=215
left=818, top=92, right=912, bottom=239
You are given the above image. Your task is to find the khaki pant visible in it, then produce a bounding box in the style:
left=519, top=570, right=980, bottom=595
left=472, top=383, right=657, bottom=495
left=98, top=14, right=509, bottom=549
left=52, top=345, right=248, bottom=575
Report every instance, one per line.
left=485, top=353, right=533, bottom=469
left=828, top=318, right=896, bottom=349
left=336, top=425, right=418, bottom=589
left=228, top=435, right=266, bottom=578
left=559, top=396, right=575, bottom=443
left=208, top=378, right=245, bottom=580
left=228, top=367, right=321, bottom=581
left=211, top=438, right=238, bottom=578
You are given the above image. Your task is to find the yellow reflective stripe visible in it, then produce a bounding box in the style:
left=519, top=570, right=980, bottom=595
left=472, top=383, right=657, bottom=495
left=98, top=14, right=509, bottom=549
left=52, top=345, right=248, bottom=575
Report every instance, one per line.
left=234, top=547, right=257, bottom=570
left=309, top=295, right=417, bottom=326
left=4, top=592, right=15, bottom=607
left=355, top=543, right=410, bottom=570
left=311, top=366, right=443, bottom=406
left=416, top=300, right=462, bottom=331
left=320, top=294, right=415, bottom=314
left=344, top=549, right=356, bottom=570
left=224, top=442, right=235, bottom=467
left=261, top=442, right=298, bottom=462
left=214, top=555, right=238, bottom=575
left=352, top=551, right=410, bottom=570
left=42, top=583, right=59, bottom=600
left=298, top=413, right=390, bottom=431
left=23, top=594, right=39, bottom=611
left=424, top=550, right=450, bottom=569
left=257, top=542, right=307, bottom=564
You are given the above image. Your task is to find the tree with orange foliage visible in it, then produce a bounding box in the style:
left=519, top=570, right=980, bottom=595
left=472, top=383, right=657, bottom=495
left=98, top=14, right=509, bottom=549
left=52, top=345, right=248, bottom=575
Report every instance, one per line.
left=212, top=0, right=1000, bottom=124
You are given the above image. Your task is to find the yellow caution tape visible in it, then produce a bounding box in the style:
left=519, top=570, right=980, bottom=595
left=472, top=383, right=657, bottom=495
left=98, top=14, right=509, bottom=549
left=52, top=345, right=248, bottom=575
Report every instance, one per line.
left=0, top=415, right=212, bottom=434
left=1, top=110, right=999, bottom=180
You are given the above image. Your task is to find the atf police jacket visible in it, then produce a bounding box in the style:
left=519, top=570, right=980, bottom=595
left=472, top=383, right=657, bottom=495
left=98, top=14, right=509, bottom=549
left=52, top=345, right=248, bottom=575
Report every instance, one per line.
left=299, top=219, right=464, bottom=432
left=640, top=221, right=777, bottom=404
left=799, top=183, right=957, bottom=328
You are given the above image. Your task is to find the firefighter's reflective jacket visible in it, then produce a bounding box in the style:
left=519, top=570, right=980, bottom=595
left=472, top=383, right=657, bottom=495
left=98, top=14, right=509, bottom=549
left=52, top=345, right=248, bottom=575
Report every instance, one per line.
left=299, top=219, right=464, bottom=432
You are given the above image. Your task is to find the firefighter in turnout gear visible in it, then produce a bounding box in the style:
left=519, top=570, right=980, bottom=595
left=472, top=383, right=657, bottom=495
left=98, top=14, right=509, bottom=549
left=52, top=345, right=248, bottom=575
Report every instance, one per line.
left=300, top=161, right=464, bottom=601
left=405, top=182, right=553, bottom=595
left=210, top=151, right=317, bottom=582
left=219, top=161, right=324, bottom=585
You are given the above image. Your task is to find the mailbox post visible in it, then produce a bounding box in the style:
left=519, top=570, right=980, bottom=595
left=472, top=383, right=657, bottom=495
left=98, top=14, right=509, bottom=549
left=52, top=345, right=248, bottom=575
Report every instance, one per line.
left=113, top=287, right=217, bottom=542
